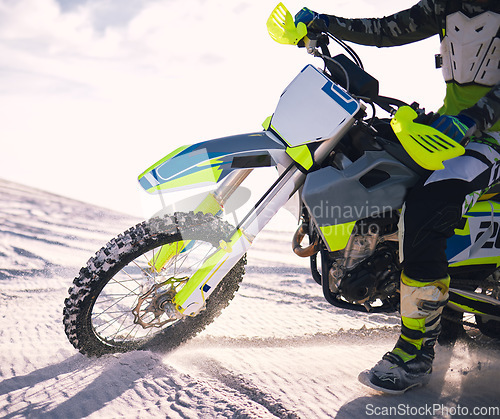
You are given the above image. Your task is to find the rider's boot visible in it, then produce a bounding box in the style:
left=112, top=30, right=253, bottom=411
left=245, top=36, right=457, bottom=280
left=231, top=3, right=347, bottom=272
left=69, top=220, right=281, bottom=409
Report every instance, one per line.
left=358, top=271, right=450, bottom=394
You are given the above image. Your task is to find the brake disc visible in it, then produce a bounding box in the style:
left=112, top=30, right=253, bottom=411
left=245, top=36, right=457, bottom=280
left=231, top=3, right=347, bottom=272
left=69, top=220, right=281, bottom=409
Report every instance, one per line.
left=132, top=277, right=188, bottom=328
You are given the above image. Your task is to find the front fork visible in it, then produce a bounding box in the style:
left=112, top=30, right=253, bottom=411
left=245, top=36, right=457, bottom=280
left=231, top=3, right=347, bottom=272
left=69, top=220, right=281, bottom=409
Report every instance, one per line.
left=173, top=164, right=305, bottom=316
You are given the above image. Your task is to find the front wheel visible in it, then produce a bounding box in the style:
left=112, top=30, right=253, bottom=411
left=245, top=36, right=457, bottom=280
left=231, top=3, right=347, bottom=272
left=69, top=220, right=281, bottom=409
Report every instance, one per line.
left=63, top=212, right=246, bottom=356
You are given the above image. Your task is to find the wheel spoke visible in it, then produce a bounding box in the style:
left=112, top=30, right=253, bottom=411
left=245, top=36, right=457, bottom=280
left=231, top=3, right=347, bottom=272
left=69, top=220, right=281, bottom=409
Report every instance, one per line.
left=91, top=237, right=217, bottom=344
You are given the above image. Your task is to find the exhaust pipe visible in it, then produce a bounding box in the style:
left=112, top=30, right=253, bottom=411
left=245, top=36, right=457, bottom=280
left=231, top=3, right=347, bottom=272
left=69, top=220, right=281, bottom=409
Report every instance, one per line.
left=292, top=223, right=319, bottom=257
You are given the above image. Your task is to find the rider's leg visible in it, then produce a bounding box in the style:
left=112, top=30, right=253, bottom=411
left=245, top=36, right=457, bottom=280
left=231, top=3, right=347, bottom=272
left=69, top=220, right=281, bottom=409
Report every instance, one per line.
left=359, top=272, right=450, bottom=394
left=359, top=139, right=500, bottom=393
left=391, top=272, right=449, bottom=366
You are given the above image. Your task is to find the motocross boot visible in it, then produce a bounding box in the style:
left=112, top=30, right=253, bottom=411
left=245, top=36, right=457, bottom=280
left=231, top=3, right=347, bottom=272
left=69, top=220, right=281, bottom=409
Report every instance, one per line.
left=358, top=272, right=450, bottom=394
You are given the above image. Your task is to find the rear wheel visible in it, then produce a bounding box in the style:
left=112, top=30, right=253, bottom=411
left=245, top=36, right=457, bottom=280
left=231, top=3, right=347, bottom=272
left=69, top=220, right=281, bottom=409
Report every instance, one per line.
left=474, top=276, right=500, bottom=339
left=63, top=212, right=246, bottom=356
left=440, top=272, right=500, bottom=345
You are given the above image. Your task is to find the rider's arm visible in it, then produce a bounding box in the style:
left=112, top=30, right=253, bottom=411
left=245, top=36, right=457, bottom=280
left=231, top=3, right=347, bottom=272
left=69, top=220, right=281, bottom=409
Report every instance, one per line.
left=325, top=0, right=440, bottom=47
left=461, top=83, right=500, bottom=132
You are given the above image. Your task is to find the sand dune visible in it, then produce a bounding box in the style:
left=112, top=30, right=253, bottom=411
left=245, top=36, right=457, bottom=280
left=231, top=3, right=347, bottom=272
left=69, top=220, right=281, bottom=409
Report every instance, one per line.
left=0, top=179, right=499, bottom=418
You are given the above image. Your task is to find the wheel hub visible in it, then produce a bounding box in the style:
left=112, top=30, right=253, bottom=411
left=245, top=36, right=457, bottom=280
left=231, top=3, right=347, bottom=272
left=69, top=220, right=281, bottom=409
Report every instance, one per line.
left=132, top=277, right=187, bottom=328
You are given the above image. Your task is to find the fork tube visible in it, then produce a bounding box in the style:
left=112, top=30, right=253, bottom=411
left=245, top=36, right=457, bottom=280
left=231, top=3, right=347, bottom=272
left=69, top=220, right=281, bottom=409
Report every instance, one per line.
left=237, top=163, right=304, bottom=240
left=213, top=169, right=253, bottom=206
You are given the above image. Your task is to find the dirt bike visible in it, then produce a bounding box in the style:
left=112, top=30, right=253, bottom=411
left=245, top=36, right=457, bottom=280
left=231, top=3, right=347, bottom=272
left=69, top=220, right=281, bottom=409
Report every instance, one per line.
left=63, top=3, right=500, bottom=356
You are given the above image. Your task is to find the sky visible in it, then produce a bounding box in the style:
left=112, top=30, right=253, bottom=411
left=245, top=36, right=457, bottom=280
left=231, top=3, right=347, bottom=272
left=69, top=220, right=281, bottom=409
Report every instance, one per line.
left=0, top=0, right=445, bottom=217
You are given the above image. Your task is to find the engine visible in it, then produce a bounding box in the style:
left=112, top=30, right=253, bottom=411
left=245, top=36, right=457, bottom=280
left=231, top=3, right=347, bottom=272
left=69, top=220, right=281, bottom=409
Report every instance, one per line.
left=328, top=217, right=401, bottom=310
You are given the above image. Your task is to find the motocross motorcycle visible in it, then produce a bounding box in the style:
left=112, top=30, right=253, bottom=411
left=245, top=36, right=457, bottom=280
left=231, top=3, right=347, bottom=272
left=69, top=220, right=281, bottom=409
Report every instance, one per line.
left=64, top=4, right=500, bottom=356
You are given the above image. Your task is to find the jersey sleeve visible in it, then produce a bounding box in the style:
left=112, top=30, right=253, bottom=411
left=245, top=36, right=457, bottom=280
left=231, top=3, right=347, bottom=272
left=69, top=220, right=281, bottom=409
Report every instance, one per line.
left=461, top=83, right=500, bottom=132
left=325, top=0, right=441, bottom=47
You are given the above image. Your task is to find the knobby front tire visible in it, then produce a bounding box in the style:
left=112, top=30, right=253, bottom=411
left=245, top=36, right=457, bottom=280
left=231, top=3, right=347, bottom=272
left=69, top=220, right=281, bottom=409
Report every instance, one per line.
left=63, top=212, right=246, bottom=357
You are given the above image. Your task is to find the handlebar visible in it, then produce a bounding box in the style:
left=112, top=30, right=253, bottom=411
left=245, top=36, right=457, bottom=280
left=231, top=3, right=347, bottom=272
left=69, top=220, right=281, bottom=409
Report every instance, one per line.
left=267, top=4, right=409, bottom=115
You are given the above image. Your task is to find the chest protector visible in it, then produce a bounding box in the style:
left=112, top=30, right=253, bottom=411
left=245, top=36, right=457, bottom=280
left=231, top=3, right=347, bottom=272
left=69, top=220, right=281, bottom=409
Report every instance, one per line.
left=440, top=11, right=500, bottom=87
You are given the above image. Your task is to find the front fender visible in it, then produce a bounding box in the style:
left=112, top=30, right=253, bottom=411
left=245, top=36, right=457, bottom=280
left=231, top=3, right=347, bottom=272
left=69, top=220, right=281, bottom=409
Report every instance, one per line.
left=138, top=132, right=288, bottom=193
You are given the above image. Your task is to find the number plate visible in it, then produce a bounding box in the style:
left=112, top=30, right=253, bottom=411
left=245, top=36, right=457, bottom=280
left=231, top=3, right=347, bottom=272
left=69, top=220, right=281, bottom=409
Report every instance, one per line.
left=270, top=65, right=360, bottom=147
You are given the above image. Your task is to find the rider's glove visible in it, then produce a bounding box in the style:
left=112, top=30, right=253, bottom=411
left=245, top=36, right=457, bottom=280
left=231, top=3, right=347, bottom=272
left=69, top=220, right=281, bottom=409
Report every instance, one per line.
left=294, top=7, right=329, bottom=32
left=431, top=114, right=477, bottom=143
